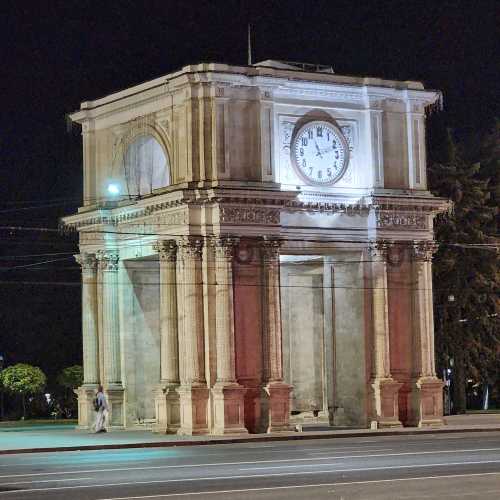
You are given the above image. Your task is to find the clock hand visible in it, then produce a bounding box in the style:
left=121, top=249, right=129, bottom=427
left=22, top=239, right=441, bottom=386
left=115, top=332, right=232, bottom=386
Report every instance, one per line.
left=314, top=141, right=323, bottom=158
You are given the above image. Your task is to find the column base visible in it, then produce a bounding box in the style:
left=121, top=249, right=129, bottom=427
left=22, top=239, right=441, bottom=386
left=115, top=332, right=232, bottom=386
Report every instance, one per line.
left=75, top=384, right=98, bottom=429
left=262, top=381, right=294, bottom=433
left=370, top=378, right=403, bottom=428
left=153, top=384, right=180, bottom=434
left=212, top=382, right=248, bottom=435
left=176, top=384, right=209, bottom=435
left=242, top=384, right=262, bottom=433
left=408, top=377, right=444, bottom=427
left=105, top=385, right=125, bottom=428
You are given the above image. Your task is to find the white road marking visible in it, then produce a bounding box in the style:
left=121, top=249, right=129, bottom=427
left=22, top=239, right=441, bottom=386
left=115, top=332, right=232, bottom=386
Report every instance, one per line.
left=0, top=477, right=93, bottom=486
left=0, top=445, right=395, bottom=468
left=98, top=471, right=500, bottom=499
left=306, top=447, right=392, bottom=455
left=0, top=446, right=499, bottom=480
left=1, top=460, right=500, bottom=495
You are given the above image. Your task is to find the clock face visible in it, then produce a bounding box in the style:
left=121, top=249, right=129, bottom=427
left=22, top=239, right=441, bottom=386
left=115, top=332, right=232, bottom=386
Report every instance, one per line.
left=291, top=121, right=349, bottom=186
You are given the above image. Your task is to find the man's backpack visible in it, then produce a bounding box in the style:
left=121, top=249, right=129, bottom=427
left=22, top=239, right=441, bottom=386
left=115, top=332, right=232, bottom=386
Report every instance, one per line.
left=93, top=397, right=101, bottom=412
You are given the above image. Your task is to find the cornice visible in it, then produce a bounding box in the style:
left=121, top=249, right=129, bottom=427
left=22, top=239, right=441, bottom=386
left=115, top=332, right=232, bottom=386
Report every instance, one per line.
left=61, top=188, right=450, bottom=231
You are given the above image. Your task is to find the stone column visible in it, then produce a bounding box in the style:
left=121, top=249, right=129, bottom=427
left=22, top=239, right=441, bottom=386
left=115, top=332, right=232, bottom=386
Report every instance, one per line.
left=97, top=250, right=124, bottom=427
left=210, top=237, right=247, bottom=434
left=409, top=240, right=443, bottom=427
left=152, top=240, right=180, bottom=433
left=260, top=239, right=292, bottom=432
left=74, top=252, right=99, bottom=429
left=367, top=242, right=402, bottom=428
left=176, top=237, right=209, bottom=435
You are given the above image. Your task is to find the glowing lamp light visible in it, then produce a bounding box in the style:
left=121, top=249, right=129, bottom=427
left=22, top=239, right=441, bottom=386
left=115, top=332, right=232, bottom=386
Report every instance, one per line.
left=107, top=183, right=120, bottom=195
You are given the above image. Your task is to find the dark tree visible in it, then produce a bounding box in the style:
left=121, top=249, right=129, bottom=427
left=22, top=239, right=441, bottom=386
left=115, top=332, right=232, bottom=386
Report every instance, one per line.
left=429, top=123, right=500, bottom=412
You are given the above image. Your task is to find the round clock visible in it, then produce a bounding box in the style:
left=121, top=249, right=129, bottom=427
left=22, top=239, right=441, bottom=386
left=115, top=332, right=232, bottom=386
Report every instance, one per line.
left=291, top=120, right=349, bottom=186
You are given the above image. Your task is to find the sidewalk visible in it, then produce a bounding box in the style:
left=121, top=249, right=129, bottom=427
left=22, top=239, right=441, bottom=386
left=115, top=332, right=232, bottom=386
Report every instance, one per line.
left=1, top=413, right=499, bottom=455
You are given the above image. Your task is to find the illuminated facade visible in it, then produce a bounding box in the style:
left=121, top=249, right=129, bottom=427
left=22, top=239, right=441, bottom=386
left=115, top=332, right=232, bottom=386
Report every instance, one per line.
left=63, top=61, right=448, bottom=434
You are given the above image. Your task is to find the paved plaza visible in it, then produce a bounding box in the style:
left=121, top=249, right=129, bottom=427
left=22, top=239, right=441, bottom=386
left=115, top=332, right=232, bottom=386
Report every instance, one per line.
left=1, top=414, right=499, bottom=454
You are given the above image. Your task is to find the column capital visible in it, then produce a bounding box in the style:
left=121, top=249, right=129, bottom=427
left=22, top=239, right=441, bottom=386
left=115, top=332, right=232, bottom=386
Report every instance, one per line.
left=367, top=240, right=390, bottom=261
left=154, top=240, right=177, bottom=262
left=210, top=236, right=239, bottom=259
left=412, top=240, right=438, bottom=262
left=368, top=240, right=409, bottom=266
left=75, top=253, right=97, bottom=273
left=260, top=238, right=282, bottom=262
left=178, top=236, right=204, bottom=260
left=97, top=250, right=120, bottom=271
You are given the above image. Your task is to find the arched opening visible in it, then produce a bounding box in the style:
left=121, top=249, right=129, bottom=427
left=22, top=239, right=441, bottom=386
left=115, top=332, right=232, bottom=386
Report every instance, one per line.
left=123, top=135, right=170, bottom=197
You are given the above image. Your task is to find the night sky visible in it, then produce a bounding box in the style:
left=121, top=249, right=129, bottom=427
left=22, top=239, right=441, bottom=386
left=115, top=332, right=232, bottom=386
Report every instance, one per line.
left=0, top=0, right=498, bottom=382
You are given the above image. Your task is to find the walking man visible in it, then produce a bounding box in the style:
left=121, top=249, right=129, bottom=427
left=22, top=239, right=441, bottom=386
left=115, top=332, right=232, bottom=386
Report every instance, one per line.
left=94, top=385, right=109, bottom=433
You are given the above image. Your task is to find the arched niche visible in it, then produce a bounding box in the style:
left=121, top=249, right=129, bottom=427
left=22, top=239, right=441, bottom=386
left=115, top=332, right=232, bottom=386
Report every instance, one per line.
left=123, top=134, right=170, bottom=196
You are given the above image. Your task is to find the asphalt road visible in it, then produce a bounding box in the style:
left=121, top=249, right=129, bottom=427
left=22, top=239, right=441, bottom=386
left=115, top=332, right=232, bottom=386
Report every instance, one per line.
left=0, top=431, right=499, bottom=499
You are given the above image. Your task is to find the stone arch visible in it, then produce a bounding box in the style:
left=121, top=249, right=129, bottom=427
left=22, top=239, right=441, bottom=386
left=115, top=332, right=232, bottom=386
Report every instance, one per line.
left=112, top=122, right=172, bottom=197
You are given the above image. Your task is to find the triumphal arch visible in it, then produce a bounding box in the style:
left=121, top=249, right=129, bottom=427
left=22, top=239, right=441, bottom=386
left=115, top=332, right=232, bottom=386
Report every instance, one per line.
left=63, top=60, right=448, bottom=434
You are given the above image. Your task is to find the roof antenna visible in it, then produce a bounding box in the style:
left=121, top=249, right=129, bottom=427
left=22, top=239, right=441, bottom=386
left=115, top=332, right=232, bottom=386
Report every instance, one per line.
left=247, top=23, right=252, bottom=66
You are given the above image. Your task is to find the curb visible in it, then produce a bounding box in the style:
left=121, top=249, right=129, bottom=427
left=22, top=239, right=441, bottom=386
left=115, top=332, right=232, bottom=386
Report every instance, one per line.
left=1, top=426, right=500, bottom=455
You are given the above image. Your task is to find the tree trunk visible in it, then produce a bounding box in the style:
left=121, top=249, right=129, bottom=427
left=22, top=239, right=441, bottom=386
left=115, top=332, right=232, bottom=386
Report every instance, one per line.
left=452, top=348, right=467, bottom=414
left=21, top=393, right=26, bottom=420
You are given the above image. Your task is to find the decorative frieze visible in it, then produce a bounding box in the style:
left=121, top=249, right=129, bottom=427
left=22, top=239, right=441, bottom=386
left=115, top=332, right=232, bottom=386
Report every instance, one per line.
left=275, top=87, right=363, bottom=103
left=220, top=206, right=280, bottom=225
left=153, top=210, right=187, bottom=226
left=376, top=212, right=427, bottom=229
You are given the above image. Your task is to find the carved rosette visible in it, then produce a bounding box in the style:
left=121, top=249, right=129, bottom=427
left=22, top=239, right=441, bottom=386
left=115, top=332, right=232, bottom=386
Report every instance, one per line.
left=210, top=237, right=239, bottom=260
left=75, top=253, right=97, bottom=274
left=154, top=240, right=177, bottom=262
left=178, top=237, right=204, bottom=261
left=260, top=239, right=282, bottom=263
left=96, top=250, right=119, bottom=271
left=412, top=240, right=438, bottom=262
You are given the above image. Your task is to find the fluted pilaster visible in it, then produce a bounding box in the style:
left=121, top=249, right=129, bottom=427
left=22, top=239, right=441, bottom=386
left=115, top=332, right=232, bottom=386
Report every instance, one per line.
left=154, top=240, right=179, bottom=384
left=411, top=240, right=439, bottom=378
left=261, top=239, right=284, bottom=383
left=409, top=240, right=443, bottom=426
left=260, top=238, right=292, bottom=432
left=97, top=250, right=121, bottom=386
left=211, top=237, right=239, bottom=383
left=367, top=241, right=391, bottom=379
left=177, top=237, right=205, bottom=385
left=366, top=241, right=402, bottom=428
left=210, top=236, right=247, bottom=434
left=176, top=236, right=209, bottom=435
left=75, top=252, right=99, bottom=385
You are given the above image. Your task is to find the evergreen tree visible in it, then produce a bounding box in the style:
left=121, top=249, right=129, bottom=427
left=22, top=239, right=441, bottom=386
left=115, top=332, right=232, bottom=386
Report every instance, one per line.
left=429, top=123, right=499, bottom=412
